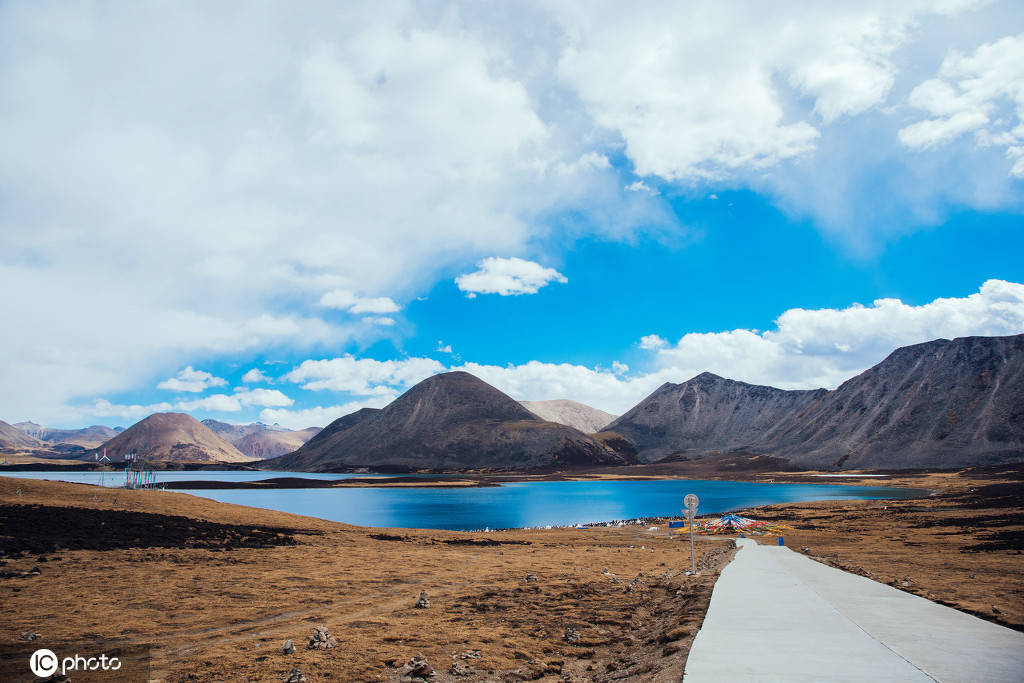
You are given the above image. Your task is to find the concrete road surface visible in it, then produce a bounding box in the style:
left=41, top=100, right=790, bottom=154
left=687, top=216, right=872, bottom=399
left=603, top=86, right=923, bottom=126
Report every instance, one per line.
left=684, top=538, right=1024, bottom=682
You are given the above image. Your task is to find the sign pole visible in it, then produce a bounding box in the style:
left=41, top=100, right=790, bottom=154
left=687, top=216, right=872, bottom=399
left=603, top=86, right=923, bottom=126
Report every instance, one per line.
left=684, top=493, right=699, bottom=574
left=689, top=509, right=696, bottom=574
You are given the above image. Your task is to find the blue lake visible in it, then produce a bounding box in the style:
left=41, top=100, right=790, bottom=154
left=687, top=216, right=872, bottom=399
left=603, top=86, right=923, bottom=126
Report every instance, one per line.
left=1, top=471, right=923, bottom=531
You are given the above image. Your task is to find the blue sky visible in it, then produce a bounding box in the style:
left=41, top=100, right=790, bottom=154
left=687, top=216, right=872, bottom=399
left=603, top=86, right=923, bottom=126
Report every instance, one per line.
left=1, top=1, right=1023, bottom=428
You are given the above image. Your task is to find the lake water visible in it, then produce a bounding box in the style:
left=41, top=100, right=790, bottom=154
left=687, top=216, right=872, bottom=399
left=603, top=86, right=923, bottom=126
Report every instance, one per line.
left=1, top=470, right=923, bottom=531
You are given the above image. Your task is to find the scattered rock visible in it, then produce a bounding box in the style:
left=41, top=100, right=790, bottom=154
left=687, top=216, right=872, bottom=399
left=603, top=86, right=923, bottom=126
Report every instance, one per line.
left=280, top=639, right=294, bottom=655
left=626, top=573, right=645, bottom=592
left=307, top=625, right=337, bottom=650
left=564, top=626, right=582, bottom=644
left=283, top=668, right=307, bottom=682
left=993, top=605, right=1001, bottom=614
left=19, top=632, right=40, bottom=641
left=400, top=654, right=434, bottom=681
left=414, top=590, right=431, bottom=609
left=801, top=547, right=810, bottom=553
left=449, top=661, right=475, bottom=676
left=524, top=574, right=537, bottom=582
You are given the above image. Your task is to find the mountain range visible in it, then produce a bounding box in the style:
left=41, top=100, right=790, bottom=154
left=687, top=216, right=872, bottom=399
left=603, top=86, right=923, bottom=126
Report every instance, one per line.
left=520, top=399, right=616, bottom=433
left=202, top=420, right=322, bottom=459
left=14, top=422, right=123, bottom=450
left=3, top=334, right=1022, bottom=471
left=86, top=413, right=256, bottom=463
left=267, top=371, right=635, bottom=471
left=608, top=334, right=1024, bottom=469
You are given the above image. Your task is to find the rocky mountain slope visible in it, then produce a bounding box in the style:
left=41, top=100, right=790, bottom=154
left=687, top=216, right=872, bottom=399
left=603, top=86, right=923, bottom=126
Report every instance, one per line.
left=14, top=422, right=122, bottom=449
left=608, top=334, right=1024, bottom=469
left=520, top=399, right=616, bottom=433
left=606, top=374, right=826, bottom=463
left=0, top=419, right=44, bottom=451
left=760, top=334, right=1024, bottom=469
left=202, top=420, right=321, bottom=459
left=88, top=413, right=255, bottom=463
left=267, top=372, right=636, bottom=471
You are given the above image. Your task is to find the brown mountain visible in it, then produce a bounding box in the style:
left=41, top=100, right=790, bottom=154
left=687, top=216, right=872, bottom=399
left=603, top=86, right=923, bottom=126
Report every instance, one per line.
left=0, top=419, right=44, bottom=451
left=607, top=334, right=1024, bottom=470
left=760, top=334, right=1024, bottom=469
left=14, top=423, right=122, bottom=449
left=201, top=420, right=321, bottom=459
left=90, top=413, right=255, bottom=463
left=267, top=372, right=636, bottom=472
left=605, top=374, right=825, bottom=463
left=520, top=400, right=617, bottom=433
left=201, top=420, right=268, bottom=443
left=233, top=428, right=320, bottom=459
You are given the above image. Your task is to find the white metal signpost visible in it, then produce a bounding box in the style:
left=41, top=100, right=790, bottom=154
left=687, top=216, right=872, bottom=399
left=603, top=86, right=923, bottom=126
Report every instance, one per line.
left=684, top=494, right=699, bottom=574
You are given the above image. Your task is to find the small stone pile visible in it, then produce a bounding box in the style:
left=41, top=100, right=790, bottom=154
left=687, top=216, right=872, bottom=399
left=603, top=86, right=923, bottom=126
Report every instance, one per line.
left=414, top=590, right=431, bottom=608
left=307, top=625, right=337, bottom=650
left=280, top=639, right=295, bottom=655
left=564, top=626, right=582, bottom=644
left=283, top=668, right=307, bottom=682
left=524, top=574, right=537, bottom=582
left=399, top=654, right=434, bottom=681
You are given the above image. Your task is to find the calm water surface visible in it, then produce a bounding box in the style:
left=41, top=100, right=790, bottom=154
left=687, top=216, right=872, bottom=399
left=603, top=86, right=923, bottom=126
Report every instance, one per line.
left=2, top=470, right=922, bottom=531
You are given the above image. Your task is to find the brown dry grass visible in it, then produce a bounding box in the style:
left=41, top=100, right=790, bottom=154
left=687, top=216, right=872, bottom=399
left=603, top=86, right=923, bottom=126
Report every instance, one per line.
left=0, top=476, right=732, bottom=682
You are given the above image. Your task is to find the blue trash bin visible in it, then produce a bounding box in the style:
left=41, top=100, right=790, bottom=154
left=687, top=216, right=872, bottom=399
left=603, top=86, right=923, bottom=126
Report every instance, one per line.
left=778, top=536, right=785, bottom=546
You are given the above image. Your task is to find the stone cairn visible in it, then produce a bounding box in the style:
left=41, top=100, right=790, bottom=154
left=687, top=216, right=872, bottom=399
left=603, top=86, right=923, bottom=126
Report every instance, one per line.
left=414, top=590, right=431, bottom=609
left=399, top=654, right=435, bottom=681
left=307, top=625, right=337, bottom=650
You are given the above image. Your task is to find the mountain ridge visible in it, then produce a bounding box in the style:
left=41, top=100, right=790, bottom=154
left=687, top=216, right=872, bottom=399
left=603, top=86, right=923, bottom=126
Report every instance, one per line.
left=608, top=334, right=1024, bottom=469
left=267, top=372, right=635, bottom=471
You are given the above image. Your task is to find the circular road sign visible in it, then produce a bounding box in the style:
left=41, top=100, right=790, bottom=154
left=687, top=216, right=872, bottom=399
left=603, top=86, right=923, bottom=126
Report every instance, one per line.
left=684, top=494, right=699, bottom=510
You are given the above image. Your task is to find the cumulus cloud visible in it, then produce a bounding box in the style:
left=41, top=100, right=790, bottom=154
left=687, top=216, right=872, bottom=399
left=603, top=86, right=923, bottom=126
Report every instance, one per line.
left=638, top=334, right=667, bottom=350
left=156, top=367, right=227, bottom=393
left=552, top=1, right=983, bottom=181
left=455, top=257, right=568, bottom=297
left=900, top=33, right=1024, bottom=176
left=649, top=279, right=1024, bottom=389
left=283, top=355, right=444, bottom=395
left=241, top=368, right=270, bottom=383
left=318, top=289, right=401, bottom=314
left=259, top=396, right=393, bottom=430
left=0, top=2, right=662, bottom=424
left=91, top=388, right=293, bottom=418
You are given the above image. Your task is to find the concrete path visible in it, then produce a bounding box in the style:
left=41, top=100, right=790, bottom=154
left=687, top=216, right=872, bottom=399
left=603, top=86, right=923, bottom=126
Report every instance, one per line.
left=684, top=538, right=1024, bottom=682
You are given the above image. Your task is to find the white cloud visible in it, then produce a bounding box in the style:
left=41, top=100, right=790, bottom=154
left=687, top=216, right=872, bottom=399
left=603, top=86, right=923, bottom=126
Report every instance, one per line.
left=318, top=289, right=401, bottom=314
left=90, top=399, right=174, bottom=420
left=612, top=361, right=629, bottom=375
left=437, top=341, right=453, bottom=354
left=900, top=33, right=1024, bottom=176
left=156, top=366, right=227, bottom=393
left=364, top=316, right=396, bottom=326
left=624, top=180, right=657, bottom=194
left=242, top=368, right=270, bottom=383
left=455, top=257, right=568, bottom=297
left=638, top=334, right=668, bottom=350
left=284, top=355, right=445, bottom=395
left=552, top=1, right=984, bottom=181
left=648, top=279, right=1024, bottom=390
left=0, top=2, right=665, bottom=424
left=232, top=388, right=294, bottom=408
left=259, top=396, right=393, bottom=430
left=91, top=388, right=293, bottom=418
